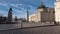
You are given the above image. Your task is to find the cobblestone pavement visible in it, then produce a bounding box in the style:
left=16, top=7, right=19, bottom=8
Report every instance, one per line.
left=0, top=25, right=60, bottom=34
left=0, top=23, right=54, bottom=30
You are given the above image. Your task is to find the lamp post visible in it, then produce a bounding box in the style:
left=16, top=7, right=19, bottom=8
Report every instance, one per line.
left=21, top=22, right=23, bottom=29
left=26, top=10, right=29, bottom=23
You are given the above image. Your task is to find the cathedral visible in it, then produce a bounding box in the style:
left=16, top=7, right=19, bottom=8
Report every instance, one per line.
left=29, top=2, right=55, bottom=23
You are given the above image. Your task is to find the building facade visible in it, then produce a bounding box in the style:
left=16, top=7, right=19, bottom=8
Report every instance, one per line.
left=0, top=16, right=7, bottom=23
left=29, top=2, right=55, bottom=23
left=55, top=0, right=60, bottom=22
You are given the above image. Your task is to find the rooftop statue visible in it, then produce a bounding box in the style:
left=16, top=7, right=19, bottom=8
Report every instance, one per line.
left=37, top=2, right=46, bottom=9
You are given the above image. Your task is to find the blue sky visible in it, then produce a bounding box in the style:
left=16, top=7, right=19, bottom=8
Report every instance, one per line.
left=0, top=0, right=56, bottom=18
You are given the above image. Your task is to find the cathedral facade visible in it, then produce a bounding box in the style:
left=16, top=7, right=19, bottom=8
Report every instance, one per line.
left=29, top=2, right=55, bottom=23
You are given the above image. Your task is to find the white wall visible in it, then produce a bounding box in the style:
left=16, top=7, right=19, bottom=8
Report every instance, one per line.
left=55, top=1, right=60, bottom=22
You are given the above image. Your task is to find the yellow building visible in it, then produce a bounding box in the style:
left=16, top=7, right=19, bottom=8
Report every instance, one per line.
left=29, top=2, right=55, bottom=23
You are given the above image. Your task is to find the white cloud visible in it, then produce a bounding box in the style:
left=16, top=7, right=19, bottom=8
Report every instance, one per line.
left=0, top=10, right=8, bottom=16
left=0, top=3, right=8, bottom=6
left=13, top=13, right=26, bottom=18
left=0, top=2, right=37, bottom=18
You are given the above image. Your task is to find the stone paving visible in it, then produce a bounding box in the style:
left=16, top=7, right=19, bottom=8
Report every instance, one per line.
left=0, top=25, right=60, bottom=34
left=0, top=23, right=54, bottom=30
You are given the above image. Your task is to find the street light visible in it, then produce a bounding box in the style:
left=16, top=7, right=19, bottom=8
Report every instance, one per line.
left=26, top=10, right=29, bottom=23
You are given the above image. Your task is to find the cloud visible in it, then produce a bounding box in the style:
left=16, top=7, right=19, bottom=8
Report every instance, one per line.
left=0, top=10, right=8, bottom=16
left=0, top=0, right=37, bottom=18
left=13, top=13, right=26, bottom=18
left=0, top=3, right=8, bottom=6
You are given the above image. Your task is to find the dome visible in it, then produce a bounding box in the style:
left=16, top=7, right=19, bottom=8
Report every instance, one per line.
left=37, top=2, right=46, bottom=9
left=9, top=8, right=12, bottom=11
